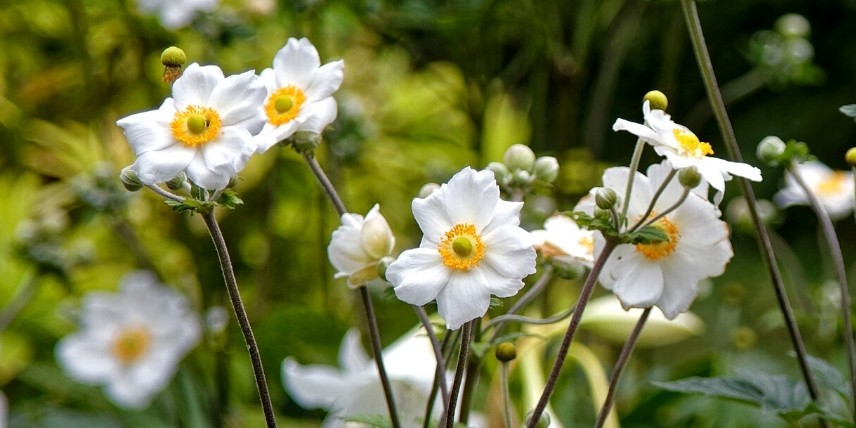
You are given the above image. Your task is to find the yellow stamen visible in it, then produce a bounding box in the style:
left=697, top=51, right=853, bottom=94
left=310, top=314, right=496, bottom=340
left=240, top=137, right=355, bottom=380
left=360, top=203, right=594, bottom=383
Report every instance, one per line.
left=171, top=105, right=221, bottom=147
left=635, top=214, right=680, bottom=261
left=265, top=86, right=307, bottom=125
left=673, top=128, right=714, bottom=158
left=817, top=171, right=848, bottom=196
left=111, top=326, right=152, bottom=365
left=438, top=223, right=485, bottom=270
left=578, top=235, right=594, bottom=257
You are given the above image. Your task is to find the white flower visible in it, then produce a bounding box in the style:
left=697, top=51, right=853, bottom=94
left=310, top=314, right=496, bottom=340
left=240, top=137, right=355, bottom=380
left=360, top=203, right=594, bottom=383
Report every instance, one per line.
left=613, top=101, right=762, bottom=202
left=117, top=63, right=267, bottom=190
left=385, top=167, right=537, bottom=330
left=56, top=271, right=202, bottom=409
left=774, top=160, right=855, bottom=220
left=579, top=295, right=705, bottom=347
left=134, top=0, right=218, bottom=29
left=282, top=327, right=444, bottom=428
left=328, top=204, right=395, bottom=288
left=255, top=38, right=345, bottom=153
left=576, top=162, right=733, bottom=319
left=529, top=214, right=594, bottom=267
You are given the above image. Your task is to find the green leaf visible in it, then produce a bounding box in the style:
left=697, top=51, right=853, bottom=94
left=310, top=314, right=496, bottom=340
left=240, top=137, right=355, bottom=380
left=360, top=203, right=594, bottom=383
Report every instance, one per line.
left=628, top=225, right=669, bottom=245
left=651, top=371, right=810, bottom=413
left=216, top=189, right=243, bottom=210
left=341, top=414, right=392, bottom=428
left=839, top=104, right=856, bottom=118
left=806, top=354, right=851, bottom=400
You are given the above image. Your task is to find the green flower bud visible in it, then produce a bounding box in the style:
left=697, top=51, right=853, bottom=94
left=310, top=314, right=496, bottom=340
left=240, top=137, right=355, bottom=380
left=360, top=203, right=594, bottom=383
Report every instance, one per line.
left=595, top=188, right=618, bottom=210
left=533, top=156, right=559, bottom=183
left=503, top=144, right=536, bottom=171
left=512, top=169, right=531, bottom=186
left=119, top=166, right=143, bottom=191
left=289, top=131, right=323, bottom=154
left=524, top=410, right=551, bottom=428
left=846, top=148, right=856, bottom=167
left=418, top=183, right=440, bottom=199
left=166, top=172, right=187, bottom=190
left=494, top=342, right=517, bottom=362
left=756, top=136, right=786, bottom=165
left=161, top=46, right=187, bottom=67
left=775, top=13, right=810, bottom=38
left=678, top=166, right=702, bottom=189
left=643, top=90, right=668, bottom=111
left=485, top=162, right=510, bottom=184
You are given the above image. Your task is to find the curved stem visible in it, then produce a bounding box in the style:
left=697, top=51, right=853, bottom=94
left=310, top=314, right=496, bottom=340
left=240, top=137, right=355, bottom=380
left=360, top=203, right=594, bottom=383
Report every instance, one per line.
left=445, top=321, right=473, bottom=428
left=621, top=140, right=647, bottom=220
left=413, top=305, right=450, bottom=410
left=628, top=169, right=678, bottom=232
left=202, top=211, right=277, bottom=428
left=303, top=152, right=346, bottom=215
left=634, top=187, right=691, bottom=232
left=487, top=266, right=555, bottom=341
left=680, top=0, right=824, bottom=411
left=527, top=239, right=619, bottom=427
left=144, top=183, right=183, bottom=202
left=595, top=307, right=651, bottom=428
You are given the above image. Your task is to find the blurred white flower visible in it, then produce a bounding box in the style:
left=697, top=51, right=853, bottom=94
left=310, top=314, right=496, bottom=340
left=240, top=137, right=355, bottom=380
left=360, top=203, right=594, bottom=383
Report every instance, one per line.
left=56, top=271, right=202, bottom=409
left=530, top=214, right=594, bottom=267
left=613, top=101, right=762, bottom=203
left=117, top=63, right=267, bottom=190
left=282, top=327, right=443, bottom=428
left=134, top=0, right=218, bottom=30
left=255, top=38, right=345, bottom=153
left=386, top=167, right=536, bottom=330
left=328, top=204, right=395, bottom=288
left=576, top=162, right=733, bottom=319
left=579, top=295, right=705, bottom=347
left=774, top=160, right=855, bottom=220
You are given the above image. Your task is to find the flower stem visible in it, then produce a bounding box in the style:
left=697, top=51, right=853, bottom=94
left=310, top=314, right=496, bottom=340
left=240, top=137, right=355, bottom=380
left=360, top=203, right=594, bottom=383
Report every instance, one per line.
left=487, top=265, right=555, bottom=341
left=412, top=305, right=450, bottom=412
left=594, top=307, right=651, bottom=428
left=787, top=161, right=856, bottom=415
left=628, top=169, right=678, bottom=232
left=444, top=320, right=473, bottom=428
left=679, top=0, right=825, bottom=408
left=501, top=361, right=513, bottom=428
left=202, top=210, right=277, bottom=428
left=526, top=239, right=619, bottom=427
left=303, top=152, right=346, bottom=215
left=424, top=331, right=454, bottom=428
left=621, top=139, right=647, bottom=220
left=145, top=183, right=184, bottom=202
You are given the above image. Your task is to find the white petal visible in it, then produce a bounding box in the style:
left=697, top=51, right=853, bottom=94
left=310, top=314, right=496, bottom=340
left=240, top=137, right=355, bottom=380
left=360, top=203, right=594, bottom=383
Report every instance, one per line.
left=132, top=144, right=195, bottom=185
left=612, top=118, right=662, bottom=145
left=412, top=194, right=454, bottom=243
left=199, top=126, right=255, bottom=174
left=273, top=38, right=321, bottom=89
left=435, top=271, right=492, bottom=330
left=328, top=212, right=371, bottom=275
left=441, top=168, right=501, bottom=229
left=208, top=69, right=268, bottom=132
left=296, top=97, right=339, bottom=134
left=604, top=253, right=664, bottom=309
left=254, top=120, right=301, bottom=154
left=305, top=60, right=345, bottom=100
left=116, top=100, right=176, bottom=155
left=387, top=249, right=451, bottom=306
left=172, top=63, right=224, bottom=109
left=481, top=225, right=536, bottom=279
left=55, top=335, right=118, bottom=384
left=282, top=357, right=345, bottom=409
left=706, top=157, right=763, bottom=182
left=338, top=329, right=371, bottom=374
left=476, top=263, right=526, bottom=298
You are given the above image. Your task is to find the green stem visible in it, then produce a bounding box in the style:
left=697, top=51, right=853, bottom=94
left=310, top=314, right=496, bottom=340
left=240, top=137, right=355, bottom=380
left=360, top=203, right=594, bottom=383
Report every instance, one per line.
left=488, top=266, right=554, bottom=341
left=679, top=0, right=824, bottom=409
left=501, top=362, right=513, bottom=428
left=413, top=305, right=450, bottom=408
left=627, top=169, right=678, bottom=232
left=202, top=211, right=277, bottom=428
left=444, top=321, right=473, bottom=428
left=621, top=139, right=647, bottom=220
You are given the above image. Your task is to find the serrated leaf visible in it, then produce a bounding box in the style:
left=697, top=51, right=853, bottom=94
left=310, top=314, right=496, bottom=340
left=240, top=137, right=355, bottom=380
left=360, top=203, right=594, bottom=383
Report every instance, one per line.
left=341, top=414, right=391, bottom=428
left=840, top=104, right=856, bottom=118
left=651, top=371, right=810, bottom=413
left=805, top=354, right=851, bottom=400
left=217, top=189, right=243, bottom=210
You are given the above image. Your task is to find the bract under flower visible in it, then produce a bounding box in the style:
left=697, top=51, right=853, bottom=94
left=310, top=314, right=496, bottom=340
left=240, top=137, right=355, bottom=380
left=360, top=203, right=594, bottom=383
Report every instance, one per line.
left=385, top=167, right=536, bottom=330
left=116, top=63, right=267, bottom=190
left=255, top=38, right=345, bottom=153
left=328, top=204, right=395, bottom=288
left=55, top=271, right=201, bottom=409
left=774, top=160, right=855, bottom=220
left=530, top=214, right=594, bottom=267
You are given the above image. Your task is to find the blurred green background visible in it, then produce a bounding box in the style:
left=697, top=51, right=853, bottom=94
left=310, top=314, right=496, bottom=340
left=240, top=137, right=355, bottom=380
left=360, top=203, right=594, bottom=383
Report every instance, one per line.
left=2, top=0, right=856, bottom=426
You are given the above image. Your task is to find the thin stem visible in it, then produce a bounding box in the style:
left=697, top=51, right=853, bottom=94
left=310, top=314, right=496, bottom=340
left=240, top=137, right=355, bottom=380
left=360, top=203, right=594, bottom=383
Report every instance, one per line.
left=628, top=169, right=678, bottom=232
left=144, top=183, right=183, bottom=202
left=413, top=305, right=450, bottom=409
left=303, top=152, right=346, bottom=215
left=527, top=239, right=619, bottom=427
left=501, top=362, right=513, bottom=428
left=202, top=211, right=276, bottom=428
left=486, top=305, right=576, bottom=329
left=634, top=187, right=691, bottom=232
left=488, top=265, right=555, bottom=341
left=424, top=331, right=454, bottom=428
left=457, top=321, right=482, bottom=424
left=787, top=161, right=856, bottom=415
left=445, top=321, right=473, bottom=428
left=680, top=0, right=825, bottom=409
left=595, top=307, right=652, bottom=428
left=360, top=287, right=402, bottom=428
left=621, top=139, right=647, bottom=220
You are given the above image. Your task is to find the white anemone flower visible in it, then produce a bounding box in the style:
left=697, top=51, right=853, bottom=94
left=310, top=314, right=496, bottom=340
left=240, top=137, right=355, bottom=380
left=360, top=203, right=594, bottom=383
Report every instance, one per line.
left=530, top=214, right=594, bottom=268
left=117, top=63, right=267, bottom=190
left=613, top=101, right=762, bottom=203
left=328, top=204, right=395, bottom=288
left=575, top=162, right=733, bottom=319
left=774, top=160, right=855, bottom=220
left=56, top=271, right=202, bottom=409
left=134, top=0, right=218, bottom=29
left=385, top=167, right=537, bottom=330
left=255, top=38, right=345, bottom=153
left=282, top=327, right=444, bottom=428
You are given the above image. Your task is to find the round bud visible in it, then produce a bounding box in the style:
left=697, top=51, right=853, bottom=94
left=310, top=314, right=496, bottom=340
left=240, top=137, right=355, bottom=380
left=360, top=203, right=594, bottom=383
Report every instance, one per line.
left=495, top=342, right=517, bottom=362
left=161, top=46, right=187, bottom=67
left=524, top=410, right=551, bottom=428
left=775, top=13, right=810, bottom=38
left=678, top=166, right=702, bottom=189
left=846, top=148, right=856, bottom=168
left=166, top=172, right=187, bottom=190
left=120, top=166, right=143, bottom=191
left=418, top=183, right=440, bottom=199
left=503, top=144, right=536, bottom=171
left=533, top=156, right=559, bottom=183
left=512, top=169, right=531, bottom=186
left=595, top=188, right=618, bottom=210
left=289, top=131, right=322, bottom=154
left=756, top=136, right=786, bottom=165
left=643, top=90, right=668, bottom=111
left=485, top=162, right=510, bottom=184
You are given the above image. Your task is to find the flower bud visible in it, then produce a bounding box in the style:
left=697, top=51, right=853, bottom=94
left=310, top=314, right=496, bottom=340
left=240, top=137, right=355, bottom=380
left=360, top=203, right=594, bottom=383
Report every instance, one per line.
left=166, top=172, right=187, bottom=190
left=485, top=162, right=510, bottom=184
left=377, top=256, right=395, bottom=282
left=678, top=166, right=702, bottom=189
left=289, top=131, right=322, bottom=154
left=524, top=410, right=551, bottom=428
left=120, top=166, right=143, bottom=191
left=775, top=13, right=810, bottom=38
left=494, top=342, right=517, bottom=362
left=418, top=183, right=440, bottom=199
left=756, top=136, right=786, bottom=165
left=533, top=156, right=559, bottom=183
left=161, top=46, right=186, bottom=83
left=512, top=169, right=531, bottom=186
left=503, top=144, right=536, bottom=171
left=595, top=188, right=618, bottom=210
left=643, top=90, right=668, bottom=111
left=846, top=148, right=856, bottom=168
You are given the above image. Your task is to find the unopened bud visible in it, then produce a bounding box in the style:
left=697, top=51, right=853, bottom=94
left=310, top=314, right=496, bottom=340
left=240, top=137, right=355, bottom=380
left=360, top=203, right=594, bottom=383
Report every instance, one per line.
left=495, top=342, right=517, bottom=362
left=524, top=410, right=551, bottom=428
left=846, top=148, right=856, bottom=168
left=485, top=162, right=510, bottom=184
left=289, top=131, right=323, bottom=154
left=595, top=188, right=618, bottom=210
left=678, top=166, right=702, bottom=189
left=166, top=172, right=187, bottom=190
left=418, top=183, right=440, bottom=199
left=512, top=169, right=531, bottom=185
left=377, top=256, right=394, bottom=282
left=120, top=166, right=143, bottom=191
left=533, top=156, right=559, bottom=183
left=503, top=144, right=535, bottom=171
left=775, top=13, right=810, bottom=38
left=643, top=90, right=668, bottom=111
left=756, top=136, right=786, bottom=165
left=161, top=46, right=186, bottom=83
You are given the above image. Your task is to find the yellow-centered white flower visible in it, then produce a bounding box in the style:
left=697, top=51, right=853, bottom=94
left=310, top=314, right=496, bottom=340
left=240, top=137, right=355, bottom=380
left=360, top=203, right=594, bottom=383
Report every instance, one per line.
left=328, top=204, right=395, bottom=288
left=385, top=167, right=536, bottom=330
left=530, top=214, right=595, bottom=268
left=613, top=101, right=762, bottom=203
left=55, top=271, right=201, bottom=409
left=575, top=162, right=733, bottom=319
left=774, top=160, right=855, bottom=220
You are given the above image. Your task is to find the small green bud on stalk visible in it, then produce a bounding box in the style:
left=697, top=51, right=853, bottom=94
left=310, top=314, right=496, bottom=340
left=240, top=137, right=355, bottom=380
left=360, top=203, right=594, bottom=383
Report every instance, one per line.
left=120, top=166, right=143, bottom=191
left=161, top=46, right=187, bottom=83
left=524, top=410, right=551, bottom=428
left=166, top=172, right=187, bottom=190
left=595, top=188, right=618, bottom=210
left=846, top=147, right=856, bottom=168
left=495, top=342, right=517, bottom=362
left=533, top=156, right=559, bottom=182
left=678, top=166, right=702, bottom=189
left=504, top=144, right=536, bottom=171
left=643, top=90, right=668, bottom=111
left=756, top=136, right=787, bottom=165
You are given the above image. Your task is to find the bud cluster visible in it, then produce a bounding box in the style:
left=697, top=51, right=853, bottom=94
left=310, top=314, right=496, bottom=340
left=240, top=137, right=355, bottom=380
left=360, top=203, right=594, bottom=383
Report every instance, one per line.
left=486, top=144, right=559, bottom=197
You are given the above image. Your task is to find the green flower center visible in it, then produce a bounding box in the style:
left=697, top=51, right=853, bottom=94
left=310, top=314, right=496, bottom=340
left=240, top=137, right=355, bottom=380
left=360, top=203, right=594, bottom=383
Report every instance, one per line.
left=275, top=96, right=294, bottom=113
left=186, top=114, right=208, bottom=134
left=452, top=236, right=473, bottom=256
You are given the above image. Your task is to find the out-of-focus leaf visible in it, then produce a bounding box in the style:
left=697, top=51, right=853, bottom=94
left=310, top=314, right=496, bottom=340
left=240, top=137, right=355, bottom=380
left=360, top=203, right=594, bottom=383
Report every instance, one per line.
left=651, top=371, right=810, bottom=413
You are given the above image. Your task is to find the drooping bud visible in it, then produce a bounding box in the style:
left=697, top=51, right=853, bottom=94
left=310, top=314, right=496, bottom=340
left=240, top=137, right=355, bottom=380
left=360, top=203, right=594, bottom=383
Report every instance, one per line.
left=418, top=183, right=440, bottom=199
left=524, top=410, right=551, bottom=428
left=595, top=188, right=618, bottom=210
left=678, top=166, right=702, bottom=189
left=846, top=147, right=856, bottom=168
left=503, top=144, right=536, bottom=171
left=643, top=90, right=668, bottom=111
left=756, top=136, right=786, bottom=165
left=495, top=342, right=517, bottom=362
left=533, top=156, right=559, bottom=183
left=161, top=46, right=187, bottom=83
left=166, top=172, right=187, bottom=190
left=120, top=166, right=143, bottom=191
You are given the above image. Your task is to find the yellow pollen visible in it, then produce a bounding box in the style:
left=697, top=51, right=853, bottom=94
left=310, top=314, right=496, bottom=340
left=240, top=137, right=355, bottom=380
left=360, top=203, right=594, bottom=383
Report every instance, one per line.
left=265, top=86, right=306, bottom=125
left=635, top=214, right=680, bottom=261
left=673, top=128, right=714, bottom=158
left=817, top=171, right=848, bottom=196
left=111, top=326, right=152, bottom=365
left=171, top=105, right=221, bottom=147
left=438, top=223, right=485, bottom=270
left=578, top=235, right=594, bottom=257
